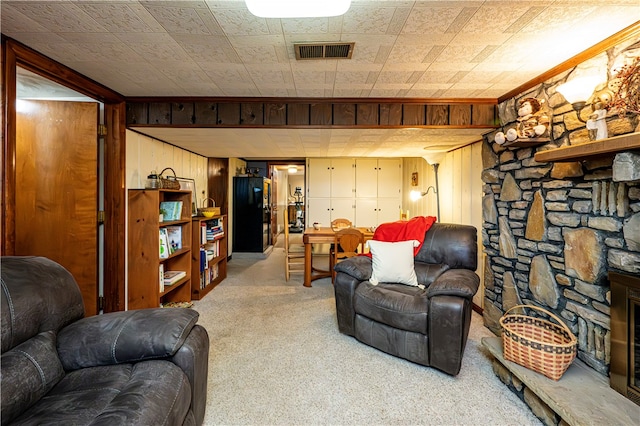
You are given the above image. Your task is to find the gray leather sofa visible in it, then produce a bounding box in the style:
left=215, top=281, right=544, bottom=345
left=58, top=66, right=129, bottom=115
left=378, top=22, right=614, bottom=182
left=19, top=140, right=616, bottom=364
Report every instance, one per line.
left=1, top=256, right=209, bottom=425
left=334, top=223, right=479, bottom=376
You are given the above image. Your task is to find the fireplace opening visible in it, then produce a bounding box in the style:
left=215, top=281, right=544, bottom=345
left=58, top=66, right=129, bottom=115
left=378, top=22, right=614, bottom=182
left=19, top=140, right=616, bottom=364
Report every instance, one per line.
left=610, top=271, right=640, bottom=406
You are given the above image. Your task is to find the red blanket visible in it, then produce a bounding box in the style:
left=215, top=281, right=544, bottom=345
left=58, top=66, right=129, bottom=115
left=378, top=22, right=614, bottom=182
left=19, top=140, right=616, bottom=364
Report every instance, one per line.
left=365, top=216, right=437, bottom=256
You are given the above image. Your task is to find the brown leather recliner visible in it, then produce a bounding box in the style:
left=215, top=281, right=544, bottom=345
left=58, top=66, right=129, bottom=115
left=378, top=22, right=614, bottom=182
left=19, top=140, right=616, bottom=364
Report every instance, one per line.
left=333, top=223, right=479, bottom=376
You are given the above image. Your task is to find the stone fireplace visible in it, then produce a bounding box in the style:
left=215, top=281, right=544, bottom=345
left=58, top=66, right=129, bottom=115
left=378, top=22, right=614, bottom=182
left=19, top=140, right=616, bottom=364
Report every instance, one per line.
left=610, top=271, right=640, bottom=405
left=481, top=35, right=640, bottom=420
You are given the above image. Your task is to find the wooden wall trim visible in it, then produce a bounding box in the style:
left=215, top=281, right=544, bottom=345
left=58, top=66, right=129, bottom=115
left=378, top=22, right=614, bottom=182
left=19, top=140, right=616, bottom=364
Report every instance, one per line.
left=127, top=100, right=499, bottom=129
left=2, top=36, right=127, bottom=311
left=2, top=38, right=17, bottom=255
left=127, top=96, right=498, bottom=105
left=103, top=102, right=127, bottom=312
left=3, top=37, right=124, bottom=104
left=499, top=21, right=640, bottom=102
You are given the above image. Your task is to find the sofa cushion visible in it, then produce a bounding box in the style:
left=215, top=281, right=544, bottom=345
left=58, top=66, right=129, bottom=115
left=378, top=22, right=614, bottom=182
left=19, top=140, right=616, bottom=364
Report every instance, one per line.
left=367, top=239, right=419, bottom=287
left=414, top=262, right=450, bottom=287
left=9, top=360, right=191, bottom=426
left=1, top=256, right=84, bottom=354
left=333, top=256, right=372, bottom=281
left=1, top=331, right=65, bottom=424
left=57, top=308, right=199, bottom=370
left=353, top=282, right=428, bottom=334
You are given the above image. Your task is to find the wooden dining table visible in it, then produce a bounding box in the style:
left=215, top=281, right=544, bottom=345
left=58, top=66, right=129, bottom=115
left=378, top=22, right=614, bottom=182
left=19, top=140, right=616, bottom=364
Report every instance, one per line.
left=302, top=226, right=374, bottom=287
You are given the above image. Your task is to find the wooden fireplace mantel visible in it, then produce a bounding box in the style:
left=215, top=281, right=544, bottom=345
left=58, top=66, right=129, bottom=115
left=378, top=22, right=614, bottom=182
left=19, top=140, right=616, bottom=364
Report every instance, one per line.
left=534, top=132, right=640, bottom=162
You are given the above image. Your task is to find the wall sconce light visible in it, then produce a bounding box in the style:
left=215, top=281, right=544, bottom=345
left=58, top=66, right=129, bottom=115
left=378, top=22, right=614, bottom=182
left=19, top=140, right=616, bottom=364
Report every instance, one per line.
left=411, top=161, right=441, bottom=220
left=245, top=0, right=351, bottom=18
left=556, top=76, right=605, bottom=123
left=410, top=186, right=437, bottom=201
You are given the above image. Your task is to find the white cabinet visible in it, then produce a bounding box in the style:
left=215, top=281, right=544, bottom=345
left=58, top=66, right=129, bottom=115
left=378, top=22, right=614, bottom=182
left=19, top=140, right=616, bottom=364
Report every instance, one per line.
left=354, top=158, right=402, bottom=226
left=355, top=198, right=401, bottom=227
left=307, top=158, right=355, bottom=226
left=307, top=158, right=354, bottom=199
left=307, top=198, right=355, bottom=226
left=355, top=158, right=401, bottom=199
left=307, top=157, right=402, bottom=228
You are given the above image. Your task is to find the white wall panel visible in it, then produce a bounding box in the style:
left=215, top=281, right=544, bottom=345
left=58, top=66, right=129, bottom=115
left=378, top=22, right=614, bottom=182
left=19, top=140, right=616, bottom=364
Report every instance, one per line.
left=402, top=141, right=485, bottom=309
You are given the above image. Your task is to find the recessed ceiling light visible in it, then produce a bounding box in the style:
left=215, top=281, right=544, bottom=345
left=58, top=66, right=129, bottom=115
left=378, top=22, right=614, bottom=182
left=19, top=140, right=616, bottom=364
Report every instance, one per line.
left=245, top=0, right=351, bottom=18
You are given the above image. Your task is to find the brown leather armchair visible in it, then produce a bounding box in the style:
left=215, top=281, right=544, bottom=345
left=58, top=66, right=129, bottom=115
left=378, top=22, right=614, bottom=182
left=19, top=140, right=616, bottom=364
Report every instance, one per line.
left=333, top=223, right=479, bottom=376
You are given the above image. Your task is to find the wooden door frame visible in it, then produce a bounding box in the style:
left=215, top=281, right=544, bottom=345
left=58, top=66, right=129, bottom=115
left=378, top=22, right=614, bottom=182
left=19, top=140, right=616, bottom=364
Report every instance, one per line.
left=2, top=37, right=127, bottom=312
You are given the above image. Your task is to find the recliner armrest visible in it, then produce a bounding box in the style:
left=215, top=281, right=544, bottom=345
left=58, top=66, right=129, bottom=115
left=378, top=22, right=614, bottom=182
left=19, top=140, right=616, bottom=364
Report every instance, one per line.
left=57, top=308, right=199, bottom=371
left=333, top=255, right=372, bottom=281
left=426, top=269, right=479, bottom=300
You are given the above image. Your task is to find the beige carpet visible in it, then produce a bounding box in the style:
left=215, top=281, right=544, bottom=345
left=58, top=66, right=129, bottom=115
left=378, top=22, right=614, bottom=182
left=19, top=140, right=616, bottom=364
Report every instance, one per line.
left=192, top=241, right=542, bottom=425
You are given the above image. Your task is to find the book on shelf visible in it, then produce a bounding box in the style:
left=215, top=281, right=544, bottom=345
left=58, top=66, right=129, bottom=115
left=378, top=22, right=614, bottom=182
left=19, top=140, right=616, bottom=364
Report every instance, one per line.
left=159, top=229, right=171, bottom=258
left=165, top=225, right=182, bottom=251
left=159, top=201, right=183, bottom=221
left=199, top=248, right=206, bottom=272
left=163, top=270, right=186, bottom=286
left=159, top=264, right=165, bottom=293
left=205, top=240, right=220, bottom=258
left=200, top=222, right=207, bottom=244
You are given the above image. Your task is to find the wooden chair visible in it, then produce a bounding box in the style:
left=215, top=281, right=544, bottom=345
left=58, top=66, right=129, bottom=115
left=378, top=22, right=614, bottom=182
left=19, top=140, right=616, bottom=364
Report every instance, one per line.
left=329, top=218, right=353, bottom=266
left=330, top=228, right=364, bottom=282
left=331, top=218, right=352, bottom=231
left=284, top=208, right=305, bottom=281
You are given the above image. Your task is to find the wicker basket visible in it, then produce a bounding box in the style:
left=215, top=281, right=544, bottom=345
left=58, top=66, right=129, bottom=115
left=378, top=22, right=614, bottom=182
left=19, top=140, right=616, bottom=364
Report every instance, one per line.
left=159, top=167, right=180, bottom=190
left=500, top=304, right=577, bottom=381
left=197, top=198, right=220, bottom=217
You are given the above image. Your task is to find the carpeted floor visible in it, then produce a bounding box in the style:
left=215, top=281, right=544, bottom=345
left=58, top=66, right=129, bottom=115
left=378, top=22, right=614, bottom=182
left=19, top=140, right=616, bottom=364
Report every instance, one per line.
left=192, top=240, right=542, bottom=425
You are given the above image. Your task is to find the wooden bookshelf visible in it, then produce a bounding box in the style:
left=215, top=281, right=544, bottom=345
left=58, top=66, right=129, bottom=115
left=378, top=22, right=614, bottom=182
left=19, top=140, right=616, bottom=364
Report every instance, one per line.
left=128, top=189, right=192, bottom=309
left=191, top=215, right=227, bottom=300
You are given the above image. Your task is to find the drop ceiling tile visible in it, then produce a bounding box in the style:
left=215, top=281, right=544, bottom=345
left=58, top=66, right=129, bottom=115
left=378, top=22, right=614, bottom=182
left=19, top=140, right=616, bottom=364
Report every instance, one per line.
left=77, top=3, right=159, bottom=33
left=335, top=71, right=370, bottom=84
left=521, top=6, right=597, bottom=35
left=233, top=45, right=285, bottom=64
left=459, top=70, right=505, bottom=84
left=143, top=4, right=213, bottom=35
left=342, top=6, right=397, bottom=34
left=388, top=44, right=437, bottom=63
left=201, top=64, right=253, bottom=81
left=5, top=32, right=67, bottom=46
left=435, top=44, right=491, bottom=63
left=248, top=69, right=288, bottom=83
left=281, top=17, right=331, bottom=34
left=426, top=61, right=477, bottom=72
left=8, top=3, right=105, bottom=33
left=56, top=32, right=121, bottom=44
left=212, top=8, right=271, bottom=35
left=460, top=4, right=529, bottom=34
left=0, top=5, right=49, bottom=33
left=402, top=5, right=464, bottom=34
left=376, top=71, right=414, bottom=84
left=114, top=32, right=176, bottom=44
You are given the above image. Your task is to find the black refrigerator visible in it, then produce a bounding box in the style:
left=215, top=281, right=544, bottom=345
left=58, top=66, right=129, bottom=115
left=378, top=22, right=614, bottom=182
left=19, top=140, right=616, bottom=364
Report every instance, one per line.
left=233, top=177, right=271, bottom=252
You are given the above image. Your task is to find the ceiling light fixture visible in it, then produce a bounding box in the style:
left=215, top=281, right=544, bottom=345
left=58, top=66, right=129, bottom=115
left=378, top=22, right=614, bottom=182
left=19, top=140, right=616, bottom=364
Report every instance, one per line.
left=288, top=166, right=297, bottom=174
left=245, top=0, right=351, bottom=18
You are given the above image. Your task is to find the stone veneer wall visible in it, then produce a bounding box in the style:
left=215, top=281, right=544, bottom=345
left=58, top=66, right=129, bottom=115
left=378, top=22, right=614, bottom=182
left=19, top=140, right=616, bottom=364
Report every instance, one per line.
left=482, top=38, right=640, bottom=377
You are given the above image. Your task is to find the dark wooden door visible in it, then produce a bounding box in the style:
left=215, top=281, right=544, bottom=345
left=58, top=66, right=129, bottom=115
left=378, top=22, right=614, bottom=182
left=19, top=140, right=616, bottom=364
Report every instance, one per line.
left=15, top=100, right=99, bottom=315
left=270, top=167, right=278, bottom=245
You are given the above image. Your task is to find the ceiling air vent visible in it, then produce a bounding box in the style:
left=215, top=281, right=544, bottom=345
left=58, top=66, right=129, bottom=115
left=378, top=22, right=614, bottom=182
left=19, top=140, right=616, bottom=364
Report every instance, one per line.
left=294, top=42, right=354, bottom=60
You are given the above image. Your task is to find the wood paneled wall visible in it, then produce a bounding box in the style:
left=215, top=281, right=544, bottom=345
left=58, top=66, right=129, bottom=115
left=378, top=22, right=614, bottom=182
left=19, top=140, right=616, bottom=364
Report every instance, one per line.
left=402, top=141, right=484, bottom=309
left=126, top=99, right=497, bottom=129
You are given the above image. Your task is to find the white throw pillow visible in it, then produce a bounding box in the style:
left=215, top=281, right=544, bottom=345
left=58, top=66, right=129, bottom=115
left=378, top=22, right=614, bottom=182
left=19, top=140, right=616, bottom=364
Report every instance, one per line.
left=367, top=239, right=420, bottom=287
